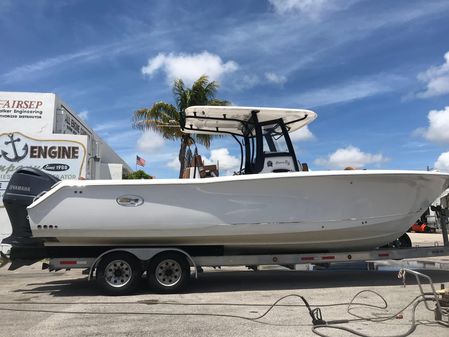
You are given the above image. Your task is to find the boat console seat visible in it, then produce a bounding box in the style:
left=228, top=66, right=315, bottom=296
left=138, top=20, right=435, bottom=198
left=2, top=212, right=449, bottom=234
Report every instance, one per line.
left=182, top=154, right=219, bottom=178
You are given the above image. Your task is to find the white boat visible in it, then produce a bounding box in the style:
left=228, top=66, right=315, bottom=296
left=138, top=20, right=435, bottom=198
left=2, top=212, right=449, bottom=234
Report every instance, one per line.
left=3, top=106, right=449, bottom=264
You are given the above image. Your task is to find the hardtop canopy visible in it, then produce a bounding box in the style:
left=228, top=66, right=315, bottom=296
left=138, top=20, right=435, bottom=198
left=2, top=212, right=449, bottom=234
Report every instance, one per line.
left=181, top=106, right=317, bottom=136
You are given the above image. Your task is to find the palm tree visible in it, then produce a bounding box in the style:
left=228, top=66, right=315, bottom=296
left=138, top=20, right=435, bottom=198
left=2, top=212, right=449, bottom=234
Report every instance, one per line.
left=133, top=75, right=229, bottom=178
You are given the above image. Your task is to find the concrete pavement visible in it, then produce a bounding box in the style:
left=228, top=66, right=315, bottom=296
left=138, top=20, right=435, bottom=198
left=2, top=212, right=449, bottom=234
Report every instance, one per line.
left=0, top=262, right=448, bottom=337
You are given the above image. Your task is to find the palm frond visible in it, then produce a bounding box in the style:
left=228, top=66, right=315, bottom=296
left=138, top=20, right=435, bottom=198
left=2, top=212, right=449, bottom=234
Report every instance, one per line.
left=173, top=79, right=190, bottom=111
left=189, top=75, right=219, bottom=106
left=192, top=75, right=209, bottom=89
left=193, top=133, right=212, bottom=148
left=132, top=75, right=229, bottom=156
left=203, top=81, right=219, bottom=100
left=132, top=102, right=183, bottom=140
left=208, top=98, right=231, bottom=106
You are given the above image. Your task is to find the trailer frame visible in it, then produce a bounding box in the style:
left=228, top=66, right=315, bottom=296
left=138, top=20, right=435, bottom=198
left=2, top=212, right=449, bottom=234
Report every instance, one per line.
left=44, top=209, right=449, bottom=294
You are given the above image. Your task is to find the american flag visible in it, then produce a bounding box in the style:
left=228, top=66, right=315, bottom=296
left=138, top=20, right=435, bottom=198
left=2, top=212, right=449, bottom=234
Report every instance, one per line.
left=136, top=155, right=146, bottom=167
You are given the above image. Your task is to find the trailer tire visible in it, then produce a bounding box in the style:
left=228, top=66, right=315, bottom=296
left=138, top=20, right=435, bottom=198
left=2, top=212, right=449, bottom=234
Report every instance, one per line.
left=96, top=252, right=142, bottom=295
left=147, top=252, right=190, bottom=293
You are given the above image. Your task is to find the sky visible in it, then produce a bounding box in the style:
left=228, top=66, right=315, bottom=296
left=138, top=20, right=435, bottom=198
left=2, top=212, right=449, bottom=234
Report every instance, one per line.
left=1, top=0, right=449, bottom=178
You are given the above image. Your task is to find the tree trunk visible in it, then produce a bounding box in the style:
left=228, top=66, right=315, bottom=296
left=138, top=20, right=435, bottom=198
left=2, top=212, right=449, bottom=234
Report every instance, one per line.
left=178, top=136, right=187, bottom=178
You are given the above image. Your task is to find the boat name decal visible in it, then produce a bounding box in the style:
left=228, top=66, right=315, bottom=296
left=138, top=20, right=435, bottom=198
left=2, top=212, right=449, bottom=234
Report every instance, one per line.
left=275, top=160, right=291, bottom=166
left=116, top=195, right=144, bottom=207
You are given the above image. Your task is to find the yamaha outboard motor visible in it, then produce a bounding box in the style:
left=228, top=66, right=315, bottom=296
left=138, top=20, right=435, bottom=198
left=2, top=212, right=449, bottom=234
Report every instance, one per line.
left=2, top=167, right=60, bottom=247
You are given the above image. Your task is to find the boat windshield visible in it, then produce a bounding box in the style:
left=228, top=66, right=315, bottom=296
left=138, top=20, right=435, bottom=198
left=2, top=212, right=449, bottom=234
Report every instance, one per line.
left=262, top=123, right=289, bottom=153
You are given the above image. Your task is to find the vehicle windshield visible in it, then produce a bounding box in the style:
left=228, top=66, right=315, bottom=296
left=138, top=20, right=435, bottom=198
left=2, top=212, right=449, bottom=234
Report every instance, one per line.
left=262, top=123, right=289, bottom=153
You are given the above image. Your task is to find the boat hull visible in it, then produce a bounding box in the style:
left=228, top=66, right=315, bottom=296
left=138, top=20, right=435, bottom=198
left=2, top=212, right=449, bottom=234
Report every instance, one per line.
left=27, top=170, right=449, bottom=252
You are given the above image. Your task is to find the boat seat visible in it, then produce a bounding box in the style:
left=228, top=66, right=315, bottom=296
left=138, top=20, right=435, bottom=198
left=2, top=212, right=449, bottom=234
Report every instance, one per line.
left=182, top=155, right=219, bottom=178
left=200, top=165, right=219, bottom=178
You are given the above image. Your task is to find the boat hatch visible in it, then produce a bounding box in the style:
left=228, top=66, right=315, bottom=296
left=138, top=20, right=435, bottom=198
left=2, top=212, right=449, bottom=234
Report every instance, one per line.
left=181, top=106, right=317, bottom=175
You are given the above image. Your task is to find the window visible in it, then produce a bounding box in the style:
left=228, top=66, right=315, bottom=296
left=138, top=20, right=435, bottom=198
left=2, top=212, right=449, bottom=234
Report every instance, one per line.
left=262, top=123, right=289, bottom=153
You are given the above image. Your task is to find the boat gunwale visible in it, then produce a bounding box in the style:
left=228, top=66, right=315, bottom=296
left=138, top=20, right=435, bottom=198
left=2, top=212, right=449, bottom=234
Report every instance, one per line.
left=52, top=170, right=449, bottom=187
left=27, top=170, right=449, bottom=209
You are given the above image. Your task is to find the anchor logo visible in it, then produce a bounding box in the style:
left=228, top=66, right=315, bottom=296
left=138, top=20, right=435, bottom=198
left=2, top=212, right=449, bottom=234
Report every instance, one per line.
left=0, top=133, right=28, bottom=162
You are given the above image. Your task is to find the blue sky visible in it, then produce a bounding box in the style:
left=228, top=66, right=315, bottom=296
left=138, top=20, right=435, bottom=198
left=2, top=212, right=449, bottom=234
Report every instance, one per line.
left=1, top=0, right=449, bottom=178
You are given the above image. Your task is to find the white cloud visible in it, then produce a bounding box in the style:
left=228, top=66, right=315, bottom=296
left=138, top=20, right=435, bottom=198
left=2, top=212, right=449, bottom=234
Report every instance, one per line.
left=94, top=119, right=130, bottom=132
left=234, top=74, right=264, bottom=90
left=240, top=74, right=260, bottom=88
left=234, top=72, right=286, bottom=89
left=411, top=127, right=425, bottom=139
left=204, top=148, right=240, bottom=175
left=416, top=51, right=449, bottom=98
left=166, top=156, right=179, bottom=170
left=0, top=32, right=170, bottom=84
left=78, top=110, right=88, bottom=121
left=419, top=106, right=449, bottom=145
left=269, top=0, right=358, bottom=19
left=434, top=152, right=449, bottom=172
left=141, top=51, right=238, bottom=85
left=314, top=146, right=388, bottom=169
left=101, top=130, right=139, bottom=148
left=265, top=72, right=287, bottom=85
left=290, top=75, right=404, bottom=107
left=137, top=131, right=166, bottom=153
left=0, top=49, right=95, bottom=83
left=290, top=125, right=315, bottom=141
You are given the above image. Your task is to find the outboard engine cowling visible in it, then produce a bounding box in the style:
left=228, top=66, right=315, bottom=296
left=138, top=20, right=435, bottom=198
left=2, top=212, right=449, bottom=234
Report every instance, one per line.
left=2, top=167, right=60, bottom=247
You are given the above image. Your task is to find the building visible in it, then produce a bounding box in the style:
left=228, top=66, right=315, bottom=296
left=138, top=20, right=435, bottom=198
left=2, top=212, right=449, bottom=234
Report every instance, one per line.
left=0, top=91, right=132, bottom=252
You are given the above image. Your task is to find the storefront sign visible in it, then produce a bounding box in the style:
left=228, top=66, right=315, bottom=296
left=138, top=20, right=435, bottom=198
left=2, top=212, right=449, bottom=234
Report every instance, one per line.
left=0, top=132, right=87, bottom=207
left=0, top=92, right=56, bottom=134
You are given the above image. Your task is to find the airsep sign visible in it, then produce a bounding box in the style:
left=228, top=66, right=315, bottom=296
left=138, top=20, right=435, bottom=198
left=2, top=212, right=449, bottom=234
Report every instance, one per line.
left=0, top=92, right=56, bottom=135
left=0, top=132, right=87, bottom=207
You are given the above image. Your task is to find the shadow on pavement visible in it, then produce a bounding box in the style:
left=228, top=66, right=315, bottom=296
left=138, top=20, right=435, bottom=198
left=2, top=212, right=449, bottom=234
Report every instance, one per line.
left=12, top=268, right=449, bottom=296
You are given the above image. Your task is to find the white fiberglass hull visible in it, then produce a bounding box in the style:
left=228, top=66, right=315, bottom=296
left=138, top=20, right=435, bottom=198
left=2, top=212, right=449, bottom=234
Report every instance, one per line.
left=27, top=170, right=449, bottom=252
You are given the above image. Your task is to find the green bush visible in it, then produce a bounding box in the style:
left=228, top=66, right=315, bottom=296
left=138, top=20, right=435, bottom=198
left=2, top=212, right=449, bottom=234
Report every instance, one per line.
left=123, top=170, right=154, bottom=179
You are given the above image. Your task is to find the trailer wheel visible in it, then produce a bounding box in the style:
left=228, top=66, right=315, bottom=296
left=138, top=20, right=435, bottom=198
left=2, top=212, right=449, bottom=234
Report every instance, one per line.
left=147, top=252, right=190, bottom=293
left=96, top=252, right=141, bottom=295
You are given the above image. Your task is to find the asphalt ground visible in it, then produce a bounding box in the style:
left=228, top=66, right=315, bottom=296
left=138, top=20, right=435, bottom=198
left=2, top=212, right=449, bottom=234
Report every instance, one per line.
left=0, top=233, right=448, bottom=337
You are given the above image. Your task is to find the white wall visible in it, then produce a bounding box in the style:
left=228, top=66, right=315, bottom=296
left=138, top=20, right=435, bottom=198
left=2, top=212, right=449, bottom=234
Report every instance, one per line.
left=99, top=163, right=123, bottom=180
left=0, top=209, right=11, bottom=253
